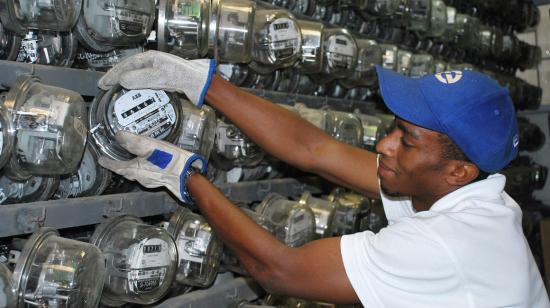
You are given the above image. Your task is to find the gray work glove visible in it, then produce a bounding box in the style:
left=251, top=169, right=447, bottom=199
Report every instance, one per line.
left=98, top=50, right=216, bottom=107
left=98, top=131, right=207, bottom=204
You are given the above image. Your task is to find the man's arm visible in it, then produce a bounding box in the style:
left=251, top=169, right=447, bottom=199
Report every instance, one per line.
left=205, top=76, right=380, bottom=198
left=187, top=173, right=360, bottom=303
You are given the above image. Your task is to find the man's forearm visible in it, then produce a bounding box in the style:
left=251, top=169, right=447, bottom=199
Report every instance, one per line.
left=205, top=75, right=333, bottom=172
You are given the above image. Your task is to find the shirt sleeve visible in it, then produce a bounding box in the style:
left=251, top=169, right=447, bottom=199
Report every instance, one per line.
left=340, top=220, right=461, bottom=308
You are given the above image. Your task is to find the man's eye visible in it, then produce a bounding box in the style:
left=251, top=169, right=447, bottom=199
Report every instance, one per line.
left=401, top=138, right=413, bottom=148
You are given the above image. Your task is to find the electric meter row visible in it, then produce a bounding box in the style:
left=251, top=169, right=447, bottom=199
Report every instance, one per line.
left=502, top=156, right=548, bottom=202
left=0, top=76, right=390, bottom=205
left=0, top=187, right=383, bottom=307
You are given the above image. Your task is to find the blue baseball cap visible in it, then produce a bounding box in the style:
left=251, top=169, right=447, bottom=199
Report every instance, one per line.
left=375, top=66, right=519, bottom=173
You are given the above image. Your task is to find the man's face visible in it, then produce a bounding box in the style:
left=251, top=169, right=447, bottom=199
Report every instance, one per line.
left=375, top=118, right=449, bottom=198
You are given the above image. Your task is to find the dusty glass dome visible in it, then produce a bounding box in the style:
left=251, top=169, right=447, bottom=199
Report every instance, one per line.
left=89, top=86, right=183, bottom=161
left=0, top=0, right=82, bottom=34
left=255, top=193, right=316, bottom=247
left=158, top=0, right=210, bottom=59
left=312, top=27, right=357, bottom=84
left=326, top=110, right=363, bottom=147
left=0, top=174, right=59, bottom=205
left=341, top=37, right=381, bottom=87
left=166, top=207, right=223, bottom=287
left=354, top=112, right=386, bottom=150
left=12, top=228, right=105, bottom=308
left=327, top=188, right=371, bottom=236
left=90, top=215, right=178, bottom=306
left=295, top=19, right=324, bottom=74
left=212, top=119, right=265, bottom=170
left=75, top=0, right=155, bottom=52
left=299, top=191, right=336, bottom=238
left=15, top=31, right=78, bottom=66
left=213, top=0, right=255, bottom=63
left=175, top=102, right=216, bottom=160
left=410, top=53, right=435, bottom=78
left=2, top=76, right=87, bottom=181
left=250, top=3, right=302, bottom=73
left=379, top=43, right=398, bottom=71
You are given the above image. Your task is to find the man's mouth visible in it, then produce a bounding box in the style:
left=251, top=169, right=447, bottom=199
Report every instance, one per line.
left=378, top=160, right=396, bottom=178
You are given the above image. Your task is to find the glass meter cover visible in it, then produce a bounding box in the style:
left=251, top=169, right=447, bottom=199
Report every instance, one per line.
left=379, top=44, right=398, bottom=71
left=434, top=59, right=447, bottom=73
left=327, top=188, right=370, bottom=236
left=2, top=76, right=87, bottom=181
left=15, top=31, right=78, bottom=66
left=175, top=102, right=216, bottom=160
left=299, top=192, right=336, bottom=238
left=341, top=37, right=381, bottom=87
left=166, top=207, right=223, bottom=287
left=366, top=0, right=400, bottom=16
left=12, top=228, right=105, bottom=308
left=73, top=46, right=143, bottom=72
left=89, top=86, right=183, bottom=161
left=396, top=49, right=412, bottom=75
left=453, top=14, right=480, bottom=49
left=90, top=215, right=178, bottom=306
left=215, top=0, right=255, bottom=63
left=354, top=112, right=385, bottom=150
left=0, top=174, right=59, bottom=204
left=217, top=63, right=251, bottom=86
left=0, top=20, right=21, bottom=61
left=315, top=27, right=357, bottom=82
left=54, top=140, right=112, bottom=199
left=250, top=4, right=302, bottom=73
left=326, top=110, right=363, bottom=147
left=405, top=0, right=431, bottom=32
left=0, top=263, right=15, bottom=308
left=0, top=105, right=14, bottom=170
left=0, top=0, right=82, bottom=34
left=294, top=19, right=324, bottom=74
left=255, top=193, right=316, bottom=247
left=75, top=0, right=155, bottom=52
left=423, top=0, right=446, bottom=38
left=157, top=0, right=209, bottom=59
left=410, top=53, right=434, bottom=78
left=211, top=120, right=265, bottom=170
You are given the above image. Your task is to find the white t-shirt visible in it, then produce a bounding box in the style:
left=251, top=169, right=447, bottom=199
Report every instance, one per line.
left=341, top=174, right=550, bottom=307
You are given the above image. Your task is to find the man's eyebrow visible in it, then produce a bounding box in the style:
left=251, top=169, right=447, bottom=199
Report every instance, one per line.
left=397, top=121, right=420, bottom=140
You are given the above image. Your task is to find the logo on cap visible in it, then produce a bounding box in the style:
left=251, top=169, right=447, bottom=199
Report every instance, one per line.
left=513, top=134, right=519, bottom=148
left=435, top=71, right=463, bottom=84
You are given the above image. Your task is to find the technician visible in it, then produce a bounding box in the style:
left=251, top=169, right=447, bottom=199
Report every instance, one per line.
left=98, top=51, right=550, bottom=307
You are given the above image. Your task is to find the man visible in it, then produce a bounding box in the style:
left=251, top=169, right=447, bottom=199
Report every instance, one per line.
left=98, top=51, right=549, bottom=307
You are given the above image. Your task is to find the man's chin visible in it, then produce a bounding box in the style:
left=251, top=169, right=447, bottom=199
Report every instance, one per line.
left=380, top=183, right=404, bottom=197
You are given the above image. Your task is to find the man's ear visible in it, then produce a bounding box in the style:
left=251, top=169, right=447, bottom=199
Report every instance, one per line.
left=444, top=161, right=480, bottom=186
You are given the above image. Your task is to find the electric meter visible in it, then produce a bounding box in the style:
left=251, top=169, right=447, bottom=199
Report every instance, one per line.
left=405, top=0, right=431, bottom=32
left=326, top=110, right=363, bottom=147
left=0, top=0, right=82, bottom=34
left=441, top=6, right=456, bottom=41
left=0, top=21, right=21, bottom=61
left=75, top=0, right=155, bottom=52
left=379, top=44, right=398, bottom=71
left=327, top=188, right=370, bottom=236
left=73, top=46, right=143, bottom=72
left=214, top=0, right=255, bottom=63
left=157, top=0, right=209, bottom=59
left=165, top=207, right=222, bottom=287
left=12, top=228, right=105, bottom=308
left=396, top=49, right=412, bottom=75
left=410, top=53, right=434, bottom=78
left=250, top=4, right=302, bottom=74
left=312, top=27, right=357, bottom=83
left=294, top=104, right=327, bottom=131
left=54, top=141, right=112, bottom=199
left=354, top=112, right=385, bottom=150
left=211, top=120, right=265, bottom=170
left=478, top=25, right=494, bottom=57
left=295, top=19, right=324, bottom=74
left=15, top=31, right=77, bottom=66
left=501, top=34, right=519, bottom=61
left=517, top=117, right=546, bottom=152
left=174, top=102, right=216, bottom=160
left=217, top=63, right=251, bottom=86
left=423, top=0, right=446, bottom=38
left=255, top=193, right=316, bottom=247
left=292, top=0, right=316, bottom=16
left=91, top=215, right=178, bottom=306
left=0, top=175, right=59, bottom=205
left=453, top=14, right=480, bottom=49
left=0, top=263, right=15, bottom=308
left=2, top=76, right=87, bottom=181
left=502, top=159, right=547, bottom=197
left=341, top=38, right=381, bottom=87
left=298, top=192, right=336, bottom=238
left=366, top=0, right=400, bottom=16
left=434, top=59, right=446, bottom=73
left=290, top=74, right=319, bottom=95
left=89, top=86, right=183, bottom=161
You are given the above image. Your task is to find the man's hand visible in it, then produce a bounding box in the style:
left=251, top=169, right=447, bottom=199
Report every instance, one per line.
left=98, top=131, right=207, bottom=203
left=98, top=50, right=216, bottom=107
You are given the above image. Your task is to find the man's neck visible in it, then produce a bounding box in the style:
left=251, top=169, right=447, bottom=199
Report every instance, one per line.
left=411, top=186, right=462, bottom=212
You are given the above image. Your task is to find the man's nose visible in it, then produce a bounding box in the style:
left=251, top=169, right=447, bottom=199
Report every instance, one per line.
left=376, top=130, right=399, bottom=156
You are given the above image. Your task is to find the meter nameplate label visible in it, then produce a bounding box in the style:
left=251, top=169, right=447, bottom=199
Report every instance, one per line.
left=116, top=8, right=149, bottom=35
left=326, top=35, right=354, bottom=69
left=177, top=114, right=203, bottom=149
left=17, top=32, right=38, bottom=63
left=114, top=90, right=176, bottom=138
left=287, top=208, right=310, bottom=246
left=128, top=238, right=171, bottom=293
left=73, top=118, right=88, bottom=139
left=177, top=221, right=208, bottom=264
left=268, top=17, right=300, bottom=60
